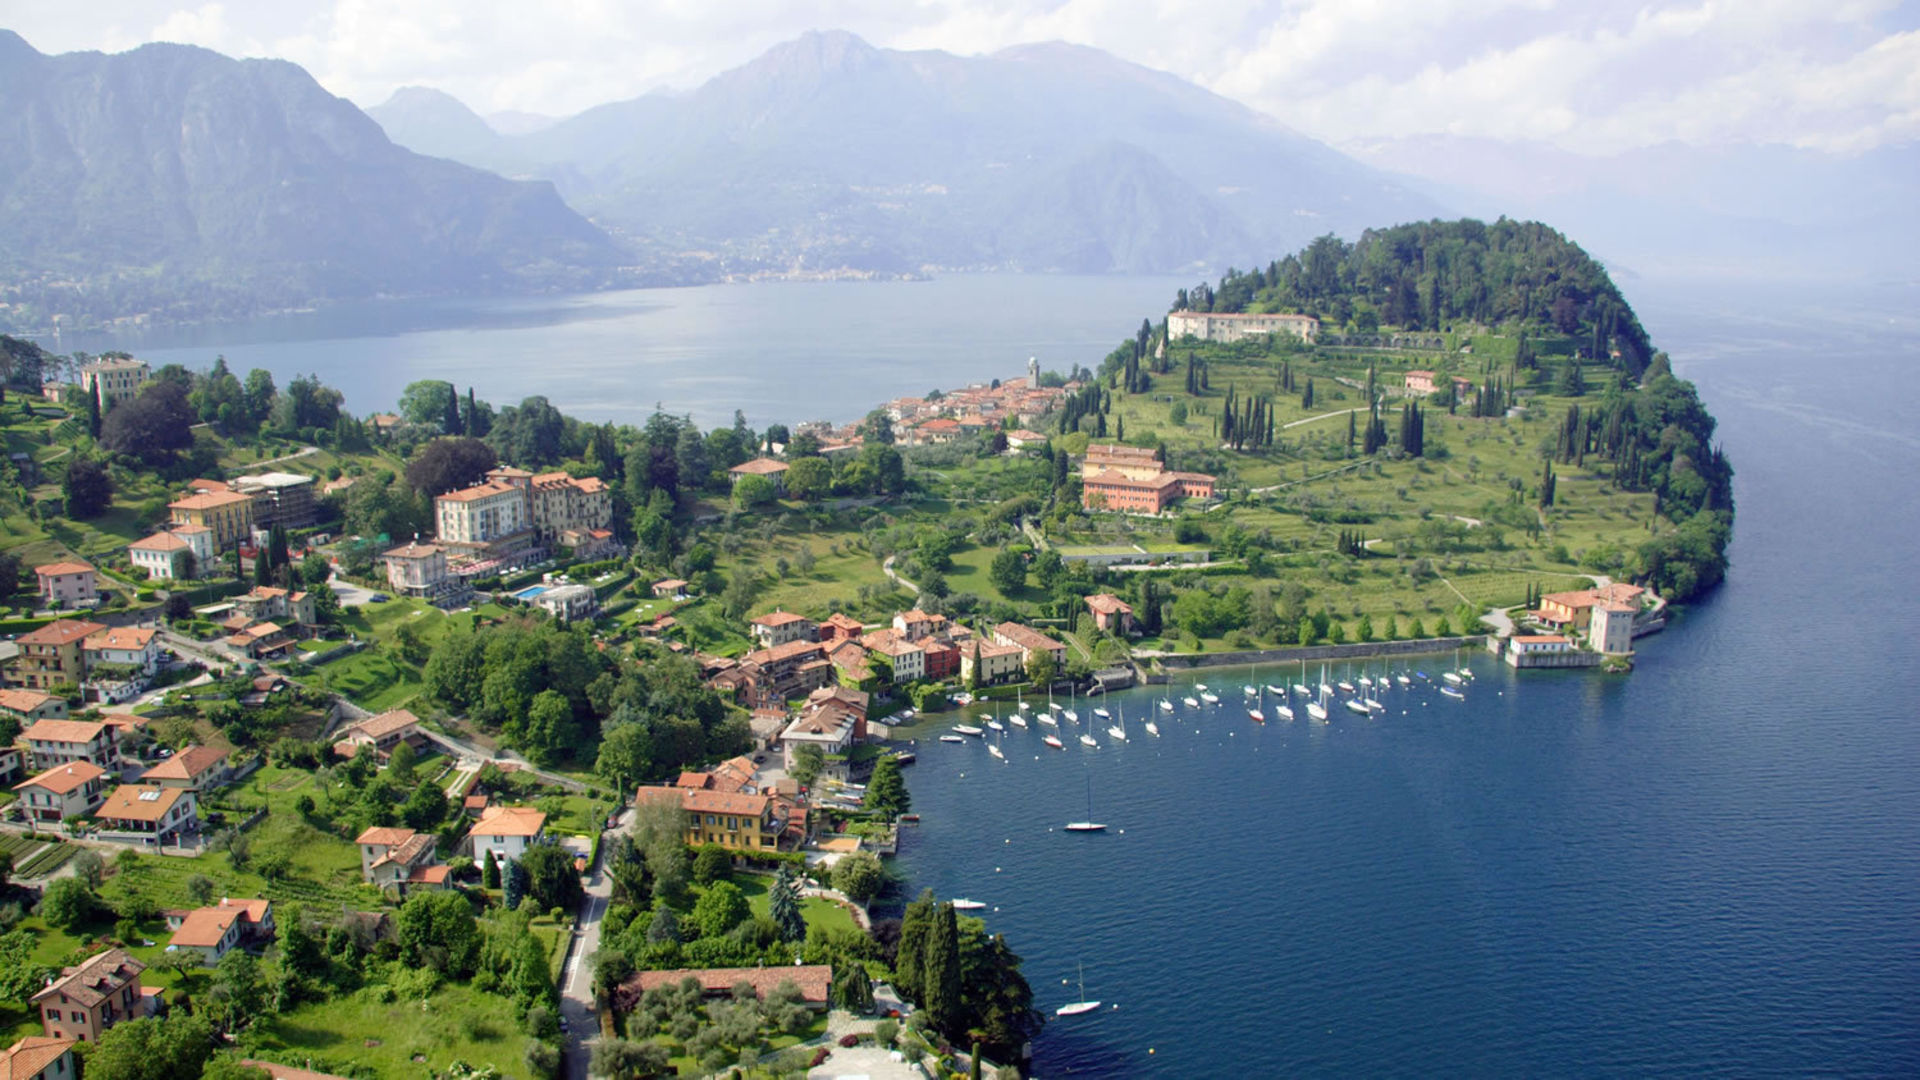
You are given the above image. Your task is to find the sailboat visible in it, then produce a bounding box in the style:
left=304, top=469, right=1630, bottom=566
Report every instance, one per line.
left=1043, top=733, right=1064, bottom=749
left=1183, top=695, right=1201, bottom=708
left=1294, top=660, right=1311, bottom=697
left=986, top=717, right=1005, bottom=732
left=1200, top=689, right=1221, bottom=704
left=1396, top=671, right=1412, bottom=687
left=1093, top=705, right=1112, bottom=720
left=988, top=737, right=1005, bottom=760
left=1337, top=664, right=1356, bottom=694
left=1319, top=665, right=1334, bottom=698
left=1065, top=777, right=1105, bottom=831
left=1306, top=685, right=1329, bottom=722
left=1079, top=726, right=1098, bottom=748
left=1063, top=688, right=1079, bottom=724
left=1056, top=961, right=1102, bottom=1016
left=1106, top=704, right=1127, bottom=742
left=1159, top=694, right=1174, bottom=714
left=1275, top=700, right=1295, bottom=721
left=1009, top=712, right=1028, bottom=728
left=1441, top=685, right=1466, bottom=700
left=1344, top=698, right=1372, bottom=716
left=1443, top=650, right=1464, bottom=685
left=1144, top=713, right=1160, bottom=736
left=1248, top=685, right=1266, bottom=723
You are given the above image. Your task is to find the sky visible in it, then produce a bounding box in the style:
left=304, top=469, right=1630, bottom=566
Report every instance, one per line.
left=3, top=0, right=1917, bottom=154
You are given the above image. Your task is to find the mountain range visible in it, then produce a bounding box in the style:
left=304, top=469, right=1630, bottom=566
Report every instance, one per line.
left=367, top=30, right=1443, bottom=277
left=0, top=30, right=627, bottom=332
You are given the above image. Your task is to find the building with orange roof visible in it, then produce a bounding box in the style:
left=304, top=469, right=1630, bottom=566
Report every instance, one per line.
left=0, top=689, right=68, bottom=725
left=433, top=480, right=531, bottom=550
left=991, top=622, right=1068, bottom=667
left=141, top=745, right=231, bottom=793
left=1084, top=593, right=1136, bottom=635
left=79, top=627, right=162, bottom=703
left=355, top=826, right=443, bottom=892
left=651, top=578, right=690, bottom=598
left=331, top=709, right=421, bottom=761
left=97, top=784, right=199, bottom=841
left=13, top=761, right=108, bottom=824
left=818, top=613, right=865, bottom=643
left=728, top=458, right=789, bottom=494
left=33, top=562, right=97, bottom=608
left=960, top=638, right=1025, bottom=686
left=6, top=619, right=108, bottom=693
left=22, top=718, right=119, bottom=771
left=127, top=527, right=212, bottom=580
left=635, top=786, right=782, bottom=852
left=613, top=965, right=833, bottom=1013
left=1, top=1035, right=76, bottom=1080
left=31, top=949, right=144, bottom=1043
left=166, top=898, right=273, bottom=964
left=167, top=488, right=255, bottom=549
left=383, top=540, right=451, bottom=600
left=1078, top=444, right=1214, bottom=514
left=746, top=610, right=817, bottom=646
left=527, top=470, right=613, bottom=545
left=224, top=620, right=293, bottom=659
left=466, top=805, right=547, bottom=866
left=236, top=586, right=318, bottom=627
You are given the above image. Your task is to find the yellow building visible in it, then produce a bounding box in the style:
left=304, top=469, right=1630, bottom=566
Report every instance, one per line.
left=168, top=489, right=255, bottom=550
left=636, top=787, right=780, bottom=852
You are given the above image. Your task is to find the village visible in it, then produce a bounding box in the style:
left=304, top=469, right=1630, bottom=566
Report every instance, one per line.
left=0, top=263, right=1709, bottom=1078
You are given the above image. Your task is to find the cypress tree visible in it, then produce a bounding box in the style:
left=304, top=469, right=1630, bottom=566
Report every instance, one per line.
left=1115, top=416, right=1124, bottom=442
left=896, top=889, right=935, bottom=1004
left=1302, top=378, right=1315, bottom=409
left=1540, top=460, right=1556, bottom=508
left=1346, top=410, right=1356, bottom=455
left=443, top=389, right=462, bottom=435
left=922, top=902, right=962, bottom=1036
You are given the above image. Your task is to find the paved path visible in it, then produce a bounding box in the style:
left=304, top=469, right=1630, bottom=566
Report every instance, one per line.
left=561, top=807, right=629, bottom=1080
left=1281, top=406, right=1364, bottom=430
left=246, top=444, right=321, bottom=469
left=413, top=728, right=587, bottom=792
left=881, top=555, right=920, bottom=595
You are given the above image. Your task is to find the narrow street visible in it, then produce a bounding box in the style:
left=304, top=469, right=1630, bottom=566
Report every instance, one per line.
left=560, top=807, right=629, bottom=1080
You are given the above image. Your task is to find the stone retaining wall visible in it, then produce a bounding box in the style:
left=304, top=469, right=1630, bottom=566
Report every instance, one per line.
left=1148, top=635, right=1488, bottom=671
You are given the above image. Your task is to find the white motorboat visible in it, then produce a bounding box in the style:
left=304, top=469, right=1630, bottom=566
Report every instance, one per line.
left=952, top=724, right=984, bottom=736
left=1441, top=686, right=1467, bottom=700
left=951, top=898, right=987, bottom=910
left=1057, top=962, right=1102, bottom=1017
left=939, top=735, right=966, bottom=743
left=1065, top=777, right=1105, bottom=831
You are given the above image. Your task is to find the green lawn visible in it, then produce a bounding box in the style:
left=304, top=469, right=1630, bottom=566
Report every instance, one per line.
left=729, top=873, right=858, bottom=936
left=241, top=983, right=537, bottom=1080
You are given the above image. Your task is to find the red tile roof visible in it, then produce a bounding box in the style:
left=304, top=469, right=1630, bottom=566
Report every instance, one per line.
left=16, top=620, right=108, bottom=647
left=34, top=561, right=95, bottom=577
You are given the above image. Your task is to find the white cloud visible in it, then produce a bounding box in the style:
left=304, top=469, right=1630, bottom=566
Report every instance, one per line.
left=1, top=0, right=1914, bottom=151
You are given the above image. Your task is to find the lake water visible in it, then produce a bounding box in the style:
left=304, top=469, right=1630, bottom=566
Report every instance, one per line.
left=883, top=278, right=1920, bottom=1076
left=59, top=272, right=1920, bottom=1075
left=54, top=275, right=1186, bottom=429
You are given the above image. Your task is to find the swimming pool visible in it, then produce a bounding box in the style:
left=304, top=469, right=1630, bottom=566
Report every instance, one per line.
left=512, top=585, right=548, bottom=601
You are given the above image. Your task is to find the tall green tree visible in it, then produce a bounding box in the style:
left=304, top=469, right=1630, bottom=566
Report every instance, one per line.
left=922, top=902, right=963, bottom=1034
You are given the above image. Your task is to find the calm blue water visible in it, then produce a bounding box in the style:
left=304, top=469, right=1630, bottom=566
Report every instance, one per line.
left=50, top=275, right=1185, bottom=429
left=58, top=272, right=1920, bottom=1075
left=889, top=278, right=1920, bottom=1077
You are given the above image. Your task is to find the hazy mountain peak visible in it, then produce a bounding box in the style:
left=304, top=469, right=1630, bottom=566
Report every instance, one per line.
left=367, top=84, right=502, bottom=159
